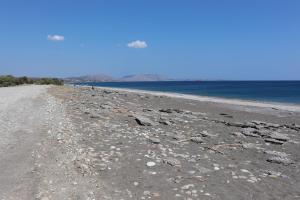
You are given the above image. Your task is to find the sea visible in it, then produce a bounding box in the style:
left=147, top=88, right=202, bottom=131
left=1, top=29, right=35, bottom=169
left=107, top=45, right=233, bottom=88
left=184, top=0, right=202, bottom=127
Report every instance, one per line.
left=77, top=81, right=300, bottom=104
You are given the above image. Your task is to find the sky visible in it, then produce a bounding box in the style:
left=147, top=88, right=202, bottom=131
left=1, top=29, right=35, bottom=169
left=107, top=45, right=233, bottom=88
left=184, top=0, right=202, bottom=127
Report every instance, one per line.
left=0, top=0, right=299, bottom=80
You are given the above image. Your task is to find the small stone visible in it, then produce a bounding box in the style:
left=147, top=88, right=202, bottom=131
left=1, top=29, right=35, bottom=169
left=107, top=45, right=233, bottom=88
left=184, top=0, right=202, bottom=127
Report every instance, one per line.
left=163, top=157, right=181, bottom=167
left=213, top=163, right=220, bottom=170
left=152, top=192, right=160, bottom=197
left=190, top=137, right=203, bottom=144
left=197, top=166, right=212, bottom=174
left=241, top=169, right=250, bottom=173
left=146, top=161, right=156, bottom=167
left=159, top=118, right=173, bottom=125
left=232, top=132, right=245, bottom=137
left=181, top=184, right=194, bottom=190
left=148, top=137, right=160, bottom=144
left=261, top=170, right=282, bottom=178
left=201, top=130, right=215, bottom=137
left=97, top=163, right=108, bottom=171
left=90, top=114, right=100, bottom=119
left=242, top=143, right=260, bottom=149
left=264, top=150, right=288, bottom=157
left=133, top=182, right=139, bottom=186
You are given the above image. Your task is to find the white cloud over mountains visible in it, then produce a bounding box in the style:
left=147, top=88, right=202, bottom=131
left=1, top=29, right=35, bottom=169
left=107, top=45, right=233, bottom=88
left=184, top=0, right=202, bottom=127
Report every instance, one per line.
left=47, top=34, right=65, bottom=42
left=127, top=40, right=147, bottom=48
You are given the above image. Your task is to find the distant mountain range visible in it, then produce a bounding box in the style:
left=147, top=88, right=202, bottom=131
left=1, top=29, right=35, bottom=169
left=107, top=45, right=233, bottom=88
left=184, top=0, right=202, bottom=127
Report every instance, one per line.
left=120, top=74, right=171, bottom=82
left=64, top=74, right=114, bottom=83
left=64, top=74, right=174, bottom=83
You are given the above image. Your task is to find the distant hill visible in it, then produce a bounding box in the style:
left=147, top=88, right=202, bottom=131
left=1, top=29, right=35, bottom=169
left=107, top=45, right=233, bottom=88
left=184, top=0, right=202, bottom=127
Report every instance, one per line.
left=64, top=74, right=172, bottom=83
left=64, top=74, right=115, bottom=83
left=118, top=74, right=171, bottom=82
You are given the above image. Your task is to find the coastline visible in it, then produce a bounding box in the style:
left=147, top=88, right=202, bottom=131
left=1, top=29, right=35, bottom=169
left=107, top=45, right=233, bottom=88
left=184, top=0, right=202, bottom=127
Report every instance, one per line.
left=76, top=85, right=300, bottom=113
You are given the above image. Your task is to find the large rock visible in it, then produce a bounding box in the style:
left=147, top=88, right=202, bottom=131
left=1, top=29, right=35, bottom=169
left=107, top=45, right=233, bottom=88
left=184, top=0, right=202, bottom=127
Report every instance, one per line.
left=241, top=128, right=260, bottom=137
left=264, top=138, right=284, bottom=145
left=225, top=121, right=255, bottom=128
left=267, top=157, right=293, bottom=165
left=135, top=115, right=156, bottom=126
left=265, top=150, right=293, bottom=165
left=269, top=132, right=289, bottom=141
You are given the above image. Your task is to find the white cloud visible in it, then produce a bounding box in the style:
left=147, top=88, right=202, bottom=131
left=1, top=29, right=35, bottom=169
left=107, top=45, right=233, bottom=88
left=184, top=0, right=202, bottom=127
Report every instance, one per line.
left=127, top=40, right=148, bottom=48
left=47, top=34, right=65, bottom=42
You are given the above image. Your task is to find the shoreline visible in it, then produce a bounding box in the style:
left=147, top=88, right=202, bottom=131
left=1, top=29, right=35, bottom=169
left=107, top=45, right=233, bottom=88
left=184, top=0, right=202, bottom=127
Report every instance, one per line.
left=74, top=85, right=300, bottom=113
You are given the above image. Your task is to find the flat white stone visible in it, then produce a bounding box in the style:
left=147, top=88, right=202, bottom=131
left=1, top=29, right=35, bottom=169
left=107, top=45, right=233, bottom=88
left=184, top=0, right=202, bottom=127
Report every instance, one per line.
left=146, top=161, right=156, bottom=167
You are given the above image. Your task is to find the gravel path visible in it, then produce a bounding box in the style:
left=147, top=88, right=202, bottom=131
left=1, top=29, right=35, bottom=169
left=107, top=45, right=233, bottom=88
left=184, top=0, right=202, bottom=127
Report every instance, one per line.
left=0, top=85, right=103, bottom=199
left=0, top=85, right=50, bottom=198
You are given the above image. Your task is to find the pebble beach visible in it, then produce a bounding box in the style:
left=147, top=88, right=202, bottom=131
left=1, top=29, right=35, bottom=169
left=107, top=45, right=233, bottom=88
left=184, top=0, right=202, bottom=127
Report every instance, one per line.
left=1, top=85, right=300, bottom=199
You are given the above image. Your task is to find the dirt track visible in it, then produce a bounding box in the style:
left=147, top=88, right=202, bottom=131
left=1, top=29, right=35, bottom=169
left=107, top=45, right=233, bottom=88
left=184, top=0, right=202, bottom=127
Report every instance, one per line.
left=0, top=85, right=50, bottom=198
left=0, top=85, right=104, bottom=199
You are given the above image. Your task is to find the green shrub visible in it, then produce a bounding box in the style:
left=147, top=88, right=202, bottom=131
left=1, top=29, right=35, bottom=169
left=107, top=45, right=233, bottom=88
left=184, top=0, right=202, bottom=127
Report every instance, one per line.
left=34, top=78, right=64, bottom=85
left=0, top=75, right=63, bottom=87
left=0, top=75, right=17, bottom=87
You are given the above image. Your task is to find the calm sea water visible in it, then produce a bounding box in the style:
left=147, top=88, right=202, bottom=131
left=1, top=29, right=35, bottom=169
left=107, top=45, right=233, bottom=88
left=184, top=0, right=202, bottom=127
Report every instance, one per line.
left=78, top=81, right=300, bottom=104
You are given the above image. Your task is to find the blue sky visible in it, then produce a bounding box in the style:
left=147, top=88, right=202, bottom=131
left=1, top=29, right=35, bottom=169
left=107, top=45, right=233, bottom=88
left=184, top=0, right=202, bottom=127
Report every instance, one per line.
left=0, top=0, right=299, bottom=80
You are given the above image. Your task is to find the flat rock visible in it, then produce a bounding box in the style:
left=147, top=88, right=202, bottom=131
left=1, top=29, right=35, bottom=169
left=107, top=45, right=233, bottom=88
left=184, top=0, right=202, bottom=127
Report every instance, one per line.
left=135, top=115, right=156, bottom=126
left=190, top=136, right=203, bottom=143
left=264, top=138, right=284, bottom=145
left=264, top=150, right=289, bottom=158
left=148, top=137, right=161, bottom=144
left=90, top=114, right=101, bottom=119
left=264, top=122, right=281, bottom=129
left=242, top=128, right=260, bottom=137
left=269, top=132, right=289, bottom=141
left=163, top=157, right=181, bottom=167
left=265, top=150, right=293, bottom=165
left=267, top=157, right=293, bottom=165
left=159, top=108, right=173, bottom=113
left=146, top=161, right=156, bottom=167
left=226, top=122, right=255, bottom=128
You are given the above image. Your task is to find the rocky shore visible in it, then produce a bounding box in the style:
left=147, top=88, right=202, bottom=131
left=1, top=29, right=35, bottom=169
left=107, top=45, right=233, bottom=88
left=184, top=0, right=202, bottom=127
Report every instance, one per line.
left=1, top=85, right=299, bottom=199
left=48, top=86, right=300, bottom=200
